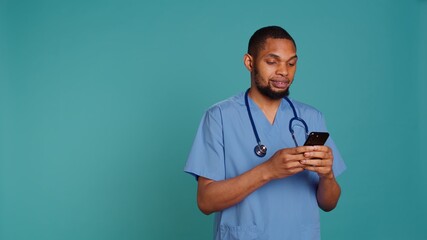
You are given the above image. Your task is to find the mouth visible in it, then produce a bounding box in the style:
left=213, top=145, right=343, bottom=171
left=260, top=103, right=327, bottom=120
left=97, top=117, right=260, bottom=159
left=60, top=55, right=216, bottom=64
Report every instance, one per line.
left=270, top=80, right=290, bottom=89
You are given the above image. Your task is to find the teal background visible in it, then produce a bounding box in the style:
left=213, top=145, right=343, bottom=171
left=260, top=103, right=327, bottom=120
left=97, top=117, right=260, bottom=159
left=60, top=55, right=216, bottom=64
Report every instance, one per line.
left=1, top=0, right=426, bottom=239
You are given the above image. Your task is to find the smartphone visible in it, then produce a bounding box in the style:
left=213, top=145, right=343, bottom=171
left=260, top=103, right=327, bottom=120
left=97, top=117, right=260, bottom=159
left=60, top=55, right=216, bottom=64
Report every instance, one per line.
left=304, top=132, right=329, bottom=146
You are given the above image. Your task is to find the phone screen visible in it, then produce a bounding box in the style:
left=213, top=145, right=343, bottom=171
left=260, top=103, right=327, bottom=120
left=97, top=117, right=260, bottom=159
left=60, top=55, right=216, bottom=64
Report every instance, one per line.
left=303, top=132, right=329, bottom=146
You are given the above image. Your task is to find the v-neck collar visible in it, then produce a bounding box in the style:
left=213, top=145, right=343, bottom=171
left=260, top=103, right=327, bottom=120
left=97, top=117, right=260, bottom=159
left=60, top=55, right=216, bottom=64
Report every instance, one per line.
left=247, top=96, right=289, bottom=135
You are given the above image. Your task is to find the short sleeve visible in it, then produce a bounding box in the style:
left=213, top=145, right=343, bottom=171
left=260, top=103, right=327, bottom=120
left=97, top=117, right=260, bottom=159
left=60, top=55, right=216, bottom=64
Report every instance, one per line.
left=184, top=106, right=225, bottom=181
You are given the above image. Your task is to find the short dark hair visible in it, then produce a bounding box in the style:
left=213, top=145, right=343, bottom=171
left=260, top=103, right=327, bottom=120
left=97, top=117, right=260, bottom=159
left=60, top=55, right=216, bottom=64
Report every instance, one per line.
left=248, top=26, right=296, bottom=57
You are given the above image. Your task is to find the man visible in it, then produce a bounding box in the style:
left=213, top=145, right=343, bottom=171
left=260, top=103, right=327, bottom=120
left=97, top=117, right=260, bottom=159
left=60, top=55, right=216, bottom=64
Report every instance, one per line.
left=184, top=26, right=346, bottom=240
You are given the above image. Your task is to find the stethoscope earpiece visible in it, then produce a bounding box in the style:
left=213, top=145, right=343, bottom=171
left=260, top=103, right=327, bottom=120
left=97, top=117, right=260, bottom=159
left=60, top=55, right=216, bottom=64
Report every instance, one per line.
left=254, top=144, right=267, bottom=157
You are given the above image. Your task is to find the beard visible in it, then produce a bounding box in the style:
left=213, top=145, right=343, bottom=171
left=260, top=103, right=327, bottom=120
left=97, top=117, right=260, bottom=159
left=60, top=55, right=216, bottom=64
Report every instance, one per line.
left=253, top=68, right=290, bottom=100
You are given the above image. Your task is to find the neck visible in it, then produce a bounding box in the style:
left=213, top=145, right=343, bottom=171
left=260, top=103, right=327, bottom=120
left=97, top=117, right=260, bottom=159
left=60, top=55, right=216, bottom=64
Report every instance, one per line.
left=248, top=88, right=282, bottom=124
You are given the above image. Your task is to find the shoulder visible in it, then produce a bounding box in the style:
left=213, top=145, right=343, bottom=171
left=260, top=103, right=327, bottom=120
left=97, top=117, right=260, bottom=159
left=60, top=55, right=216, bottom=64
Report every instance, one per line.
left=205, top=92, right=245, bottom=116
left=286, top=97, right=330, bottom=132
left=287, top=98, right=323, bottom=117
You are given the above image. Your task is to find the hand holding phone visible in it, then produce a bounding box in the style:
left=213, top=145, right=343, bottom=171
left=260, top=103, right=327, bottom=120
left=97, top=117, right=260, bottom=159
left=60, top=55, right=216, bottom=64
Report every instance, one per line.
left=304, top=132, right=329, bottom=146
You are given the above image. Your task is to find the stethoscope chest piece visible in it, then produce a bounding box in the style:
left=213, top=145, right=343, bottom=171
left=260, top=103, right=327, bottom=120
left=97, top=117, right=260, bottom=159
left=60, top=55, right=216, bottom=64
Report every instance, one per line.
left=254, top=144, right=267, bottom=157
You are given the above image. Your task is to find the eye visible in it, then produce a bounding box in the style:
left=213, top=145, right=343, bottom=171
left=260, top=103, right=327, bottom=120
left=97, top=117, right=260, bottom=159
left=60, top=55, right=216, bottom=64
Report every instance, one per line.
left=288, top=61, right=296, bottom=67
left=266, top=60, right=277, bottom=65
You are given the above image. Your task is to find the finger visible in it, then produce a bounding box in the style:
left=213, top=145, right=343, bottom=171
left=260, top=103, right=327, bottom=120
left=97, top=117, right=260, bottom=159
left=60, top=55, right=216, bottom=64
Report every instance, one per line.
left=303, top=165, right=333, bottom=176
left=292, top=167, right=305, bottom=174
left=286, top=160, right=306, bottom=169
left=275, top=149, right=305, bottom=161
left=311, top=145, right=332, bottom=153
left=303, top=165, right=324, bottom=172
left=300, top=159, right=331, bottom=167
left=285, top=146, right=316, bottom=155
left=303, top=151, right=332, bottom=160
left=280, top=153, right=307, bottom=162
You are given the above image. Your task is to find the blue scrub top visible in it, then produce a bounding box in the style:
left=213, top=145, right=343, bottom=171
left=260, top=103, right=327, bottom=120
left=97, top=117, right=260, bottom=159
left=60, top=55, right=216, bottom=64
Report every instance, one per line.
left=185, top=92, right=346, bottom=240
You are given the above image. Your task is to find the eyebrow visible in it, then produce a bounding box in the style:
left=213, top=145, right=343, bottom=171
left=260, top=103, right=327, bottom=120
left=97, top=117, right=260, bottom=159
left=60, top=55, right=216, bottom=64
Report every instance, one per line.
left=265, top=53, right=298, bottom=61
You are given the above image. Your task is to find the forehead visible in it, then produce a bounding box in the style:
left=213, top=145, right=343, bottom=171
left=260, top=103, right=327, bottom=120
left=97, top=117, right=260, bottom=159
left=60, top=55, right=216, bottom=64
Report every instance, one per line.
left=258, top=38, right=296, bottom=59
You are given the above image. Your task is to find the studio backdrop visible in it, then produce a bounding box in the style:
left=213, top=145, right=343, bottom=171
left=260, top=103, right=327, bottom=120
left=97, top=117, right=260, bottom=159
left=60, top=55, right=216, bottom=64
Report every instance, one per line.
left=1, top=0, right=426, bottom=239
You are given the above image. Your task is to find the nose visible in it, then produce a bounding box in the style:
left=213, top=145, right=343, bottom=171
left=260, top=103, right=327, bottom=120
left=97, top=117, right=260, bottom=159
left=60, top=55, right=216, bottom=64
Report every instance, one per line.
left=276, top=63, right=288, bottom=76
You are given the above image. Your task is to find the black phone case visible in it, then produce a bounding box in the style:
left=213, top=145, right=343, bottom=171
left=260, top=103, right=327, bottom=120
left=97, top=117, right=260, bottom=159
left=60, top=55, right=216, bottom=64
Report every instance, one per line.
left=304, top=132, right=329, bottom=146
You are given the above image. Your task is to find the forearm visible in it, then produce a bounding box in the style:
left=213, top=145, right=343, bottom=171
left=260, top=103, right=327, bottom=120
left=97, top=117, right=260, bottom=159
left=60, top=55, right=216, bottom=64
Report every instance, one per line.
left=316, top=173, right=341, bottom=212
left=197, top=163, right=271, bottom=215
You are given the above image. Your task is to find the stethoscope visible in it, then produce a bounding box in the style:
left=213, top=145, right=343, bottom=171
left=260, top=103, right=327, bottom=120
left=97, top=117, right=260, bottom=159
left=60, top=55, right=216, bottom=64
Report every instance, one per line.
left=244, top=89, right=309, bottom=157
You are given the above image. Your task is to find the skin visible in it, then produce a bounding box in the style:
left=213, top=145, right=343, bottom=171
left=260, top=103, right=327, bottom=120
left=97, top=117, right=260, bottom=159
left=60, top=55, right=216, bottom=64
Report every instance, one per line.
left=197, top=38, right=341, bottom=215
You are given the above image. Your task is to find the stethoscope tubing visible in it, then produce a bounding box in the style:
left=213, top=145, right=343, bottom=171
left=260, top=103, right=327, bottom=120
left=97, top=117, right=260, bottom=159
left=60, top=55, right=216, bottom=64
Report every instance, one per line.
left=245, top=89, right=308, bottom=157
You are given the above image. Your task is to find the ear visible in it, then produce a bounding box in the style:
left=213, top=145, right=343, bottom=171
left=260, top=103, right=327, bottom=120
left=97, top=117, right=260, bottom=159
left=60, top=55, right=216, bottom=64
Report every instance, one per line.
left=243, top=54, right=254, bottom=72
